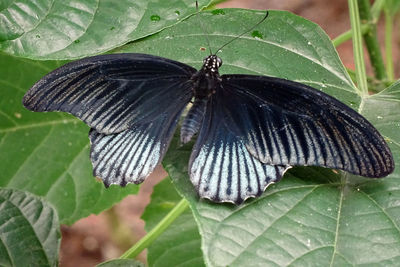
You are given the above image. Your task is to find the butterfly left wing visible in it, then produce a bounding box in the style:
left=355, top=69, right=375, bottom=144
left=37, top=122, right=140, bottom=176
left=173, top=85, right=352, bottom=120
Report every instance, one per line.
left=189, top=89, right=290, bottom=204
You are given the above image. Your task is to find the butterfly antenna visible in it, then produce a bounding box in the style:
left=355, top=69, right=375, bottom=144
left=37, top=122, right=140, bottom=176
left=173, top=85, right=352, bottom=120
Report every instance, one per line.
left=215, top=10, right=269, bottom=55
left=196, top=1, right=213, bottom=55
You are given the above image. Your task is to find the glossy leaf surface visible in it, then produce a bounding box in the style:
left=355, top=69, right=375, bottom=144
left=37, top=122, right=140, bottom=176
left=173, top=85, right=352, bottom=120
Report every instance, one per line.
left=0, top=0, right=211, bottom=59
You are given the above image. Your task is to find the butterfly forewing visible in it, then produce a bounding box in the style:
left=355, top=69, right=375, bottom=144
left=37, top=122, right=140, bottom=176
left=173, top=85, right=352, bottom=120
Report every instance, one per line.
left=23, top=54, right=196, bottom=135
left=220, top=75, right=394, bottom=178
left=189, top=87, right=290, bottom=204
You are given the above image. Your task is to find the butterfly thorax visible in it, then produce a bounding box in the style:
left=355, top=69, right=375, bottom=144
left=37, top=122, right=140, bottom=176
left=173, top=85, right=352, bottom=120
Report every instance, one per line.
left=181, top=55, right=223, bottom=144
left=190, top=55, right=222, bottom=98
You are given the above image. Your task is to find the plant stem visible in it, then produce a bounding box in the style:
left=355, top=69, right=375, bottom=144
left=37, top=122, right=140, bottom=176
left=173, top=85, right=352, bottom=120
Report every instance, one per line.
left=384, top=10, right=394, bottom=81
left=358, top=0, right=387, bottom=81
left=332, top=24, right=369, bottom=47
left=370, top=0, right=386, bottom=22
left=119, top=198, right=189, bottom=259
left=348, top=0, right=369, bottom=96
left=332, top=0, right=384, bottom=48
left=346, top=67, right=390, bottom=93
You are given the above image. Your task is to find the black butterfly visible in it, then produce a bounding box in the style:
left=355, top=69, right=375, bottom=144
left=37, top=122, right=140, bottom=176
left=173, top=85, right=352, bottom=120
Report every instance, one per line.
left=23, top=11, right=394, bottom=204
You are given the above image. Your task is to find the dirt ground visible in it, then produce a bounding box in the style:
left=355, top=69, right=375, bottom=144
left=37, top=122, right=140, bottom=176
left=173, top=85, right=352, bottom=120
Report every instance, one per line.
left=59, top=0, right=398, bottom=266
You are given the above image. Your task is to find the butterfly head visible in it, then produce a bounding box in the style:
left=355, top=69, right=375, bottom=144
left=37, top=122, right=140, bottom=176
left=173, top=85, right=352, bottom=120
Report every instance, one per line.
left=202, top=55, right=222, bottom=74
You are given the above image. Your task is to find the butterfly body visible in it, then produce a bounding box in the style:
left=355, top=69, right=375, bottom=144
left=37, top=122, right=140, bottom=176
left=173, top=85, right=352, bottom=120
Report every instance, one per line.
left=23, top=52, right=394, bottom=204
left=181, top=55, right=223, bottom=144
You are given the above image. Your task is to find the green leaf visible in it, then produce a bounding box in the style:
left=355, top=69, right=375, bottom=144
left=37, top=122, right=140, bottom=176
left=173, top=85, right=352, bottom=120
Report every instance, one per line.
left=0, top=0, right=211, bottom=59
left=0, top=53, right=139, bottom=225
left=97, top=259, right=145, bottom=267
left=117, top=9, right=357, bottom=106
left=0, top=188, right=60, bottom=267
left=115, top=9, right=398, bottom=266
left=142, top=179, right=204, bottom=267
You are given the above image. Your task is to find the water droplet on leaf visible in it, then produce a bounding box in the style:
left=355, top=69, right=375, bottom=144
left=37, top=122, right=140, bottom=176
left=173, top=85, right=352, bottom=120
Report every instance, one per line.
left=251, top=30, right=263, bottom=39
left=211, top=9, right=225, bottom=15
left=150, top=15, right=161, bottom=21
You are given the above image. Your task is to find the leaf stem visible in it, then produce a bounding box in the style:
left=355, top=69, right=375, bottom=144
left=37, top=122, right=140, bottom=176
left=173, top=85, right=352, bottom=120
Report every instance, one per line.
left=370, top=0, right=385, bottom=22
left=348, top=0, right=369, bottom=95
left=332, top=0, right=383, bottom=47
left=384, top=10, right=394, bottom=81
left=119, top=198, right=189, bottom=259
left=358, top=0, right=387, bottom=81
left=332, top=24, right=369, bottom=47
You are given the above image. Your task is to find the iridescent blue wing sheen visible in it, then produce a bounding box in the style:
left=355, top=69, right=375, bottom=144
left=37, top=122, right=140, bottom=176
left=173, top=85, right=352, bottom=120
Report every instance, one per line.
left=23, top=53, right=196, bottom=134
left=220, top=74, right=394, bottom=178
left=189, top=88, right=290, bottom=204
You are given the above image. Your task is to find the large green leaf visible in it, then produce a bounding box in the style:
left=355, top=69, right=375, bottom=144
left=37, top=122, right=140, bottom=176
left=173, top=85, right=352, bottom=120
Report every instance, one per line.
left=0, top=53, right=139, bottom=225
left=117, top=9, right=358, bottom=106
left=0, top=188, right=60, bottom=267
left=115, top=9, right=399, bottom=266
left=142, top=179, right=204, bottom=267
left=0, top=0, right=211, bottom=59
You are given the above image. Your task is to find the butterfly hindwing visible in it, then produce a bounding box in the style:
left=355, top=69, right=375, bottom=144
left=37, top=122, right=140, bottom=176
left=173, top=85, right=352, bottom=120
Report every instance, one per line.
left=23, top=53, right=196, bottom=134
left=221, top=75, right=394, bottom=178
left=89, top=99, right=188, bottom=187
left=189, top=89, right=290, bottom=204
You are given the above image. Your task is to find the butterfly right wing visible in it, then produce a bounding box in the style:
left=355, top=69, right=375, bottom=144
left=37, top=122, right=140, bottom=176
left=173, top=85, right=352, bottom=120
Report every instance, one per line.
left=23, top=53, right=196, bottom=134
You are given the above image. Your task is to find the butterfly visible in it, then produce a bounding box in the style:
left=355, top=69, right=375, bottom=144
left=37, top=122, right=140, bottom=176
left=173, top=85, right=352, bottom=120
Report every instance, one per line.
left=23, top=10, right=394, bottom=204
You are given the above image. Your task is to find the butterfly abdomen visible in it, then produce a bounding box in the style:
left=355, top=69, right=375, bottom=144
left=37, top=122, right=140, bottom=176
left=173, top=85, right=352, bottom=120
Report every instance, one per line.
left=180, top=98, right=208, bottom=144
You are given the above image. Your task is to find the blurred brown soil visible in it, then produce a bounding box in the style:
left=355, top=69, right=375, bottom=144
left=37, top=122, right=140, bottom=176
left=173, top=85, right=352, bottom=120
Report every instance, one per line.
left=59, top=1, right=398, bottom=266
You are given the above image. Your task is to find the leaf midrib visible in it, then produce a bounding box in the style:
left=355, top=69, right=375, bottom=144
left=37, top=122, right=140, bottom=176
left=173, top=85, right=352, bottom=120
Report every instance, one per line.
left=0, top=118, right=77, bottom=133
